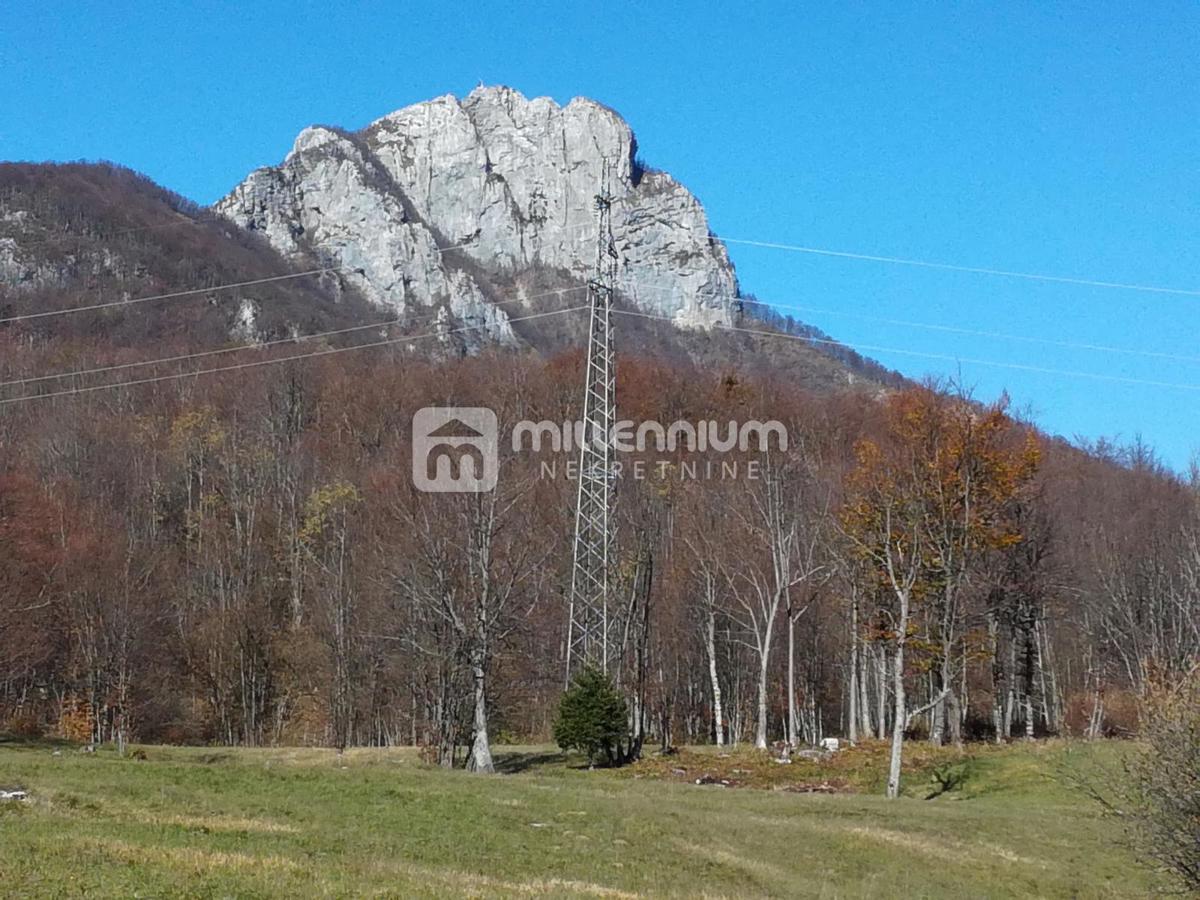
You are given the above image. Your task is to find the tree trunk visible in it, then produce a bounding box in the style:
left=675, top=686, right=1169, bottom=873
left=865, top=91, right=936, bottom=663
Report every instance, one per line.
left=929, top=669, right=945, bottom=745
left=1023, top=617, right=1037, bottom=739
left=886, top=639, right=906, bottom=799
left=1004, top=635, right=1016, bottom=739
left=1035, top=619, right=1060, bottom=733
left=466, top=654, right=493, bottom=773
left=436, top=673, right=456, bottom=767
left=859, top=650, right=873, bottom=740
left=875, top=649, right=888, bottom=740
left=787, top=613, right=798, bottom=747
left=944, top=659, right=963, bottom=749
left=1086, top=682, right=1104, bottom=740
left=730, top=664, right=743, bottom=746
left=705, top=606, right=724, bottom=746
left=848, top=596, right=860, bottom=744
left=755, top=645, right=770, bottom=750
left=886, top=584, right=911, bottom=800
left=989, top=611, right=1003, bottom=743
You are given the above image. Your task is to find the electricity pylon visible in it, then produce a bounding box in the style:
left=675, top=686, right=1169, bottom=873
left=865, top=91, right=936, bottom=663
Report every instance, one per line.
left=566, top=187, right=619, bottom=682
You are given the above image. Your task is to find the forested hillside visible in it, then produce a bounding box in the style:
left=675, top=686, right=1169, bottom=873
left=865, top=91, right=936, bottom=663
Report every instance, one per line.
left=1, top=331, right=1194, bottom=759
left=0, top=103, right=1195, bottom=773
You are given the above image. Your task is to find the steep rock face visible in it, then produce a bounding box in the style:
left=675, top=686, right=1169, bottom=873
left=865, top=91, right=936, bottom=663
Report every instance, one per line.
left=215, top=125, right=512, bottom=347
left=215, top=86, right=738, bottom=340
left=0, top=209, right=129, bottom=291
left=0, top=239, right=53, bottom=290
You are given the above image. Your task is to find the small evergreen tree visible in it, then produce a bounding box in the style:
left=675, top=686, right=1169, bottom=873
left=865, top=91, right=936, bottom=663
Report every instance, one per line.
left=553, top=667, right=629, bottom=767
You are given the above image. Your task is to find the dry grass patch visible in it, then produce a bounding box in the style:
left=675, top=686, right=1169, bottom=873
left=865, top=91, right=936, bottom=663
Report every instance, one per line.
left=129, top=811, right=300, bottom=834
left=843, top=825, right=1039, bottom=868
left=79, top=836, right=301, bottom=875
left=361, top=856, right=640, bottom=898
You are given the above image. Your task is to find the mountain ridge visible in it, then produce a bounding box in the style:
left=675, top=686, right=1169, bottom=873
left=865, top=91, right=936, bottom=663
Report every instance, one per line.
left=215, top=85, right=740, bottom=340
left=0, top=89, right=900, bottom=391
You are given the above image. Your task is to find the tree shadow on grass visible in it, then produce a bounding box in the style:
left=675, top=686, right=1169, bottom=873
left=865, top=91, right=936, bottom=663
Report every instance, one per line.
left=0, top=733, right=75, bottom=752
left=491, top=751, right=569, bottom=774
left=924, top=762, right=969, bottom=799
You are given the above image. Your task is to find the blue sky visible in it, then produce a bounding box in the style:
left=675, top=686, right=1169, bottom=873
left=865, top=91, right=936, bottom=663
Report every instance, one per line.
left=4, top=3, right=1197, bottom=469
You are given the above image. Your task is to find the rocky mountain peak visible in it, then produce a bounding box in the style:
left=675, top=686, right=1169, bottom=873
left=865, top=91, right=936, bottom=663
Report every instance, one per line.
left=214, top=86, right=740, bottom=344
left=290, top=125, right=353, bottom=158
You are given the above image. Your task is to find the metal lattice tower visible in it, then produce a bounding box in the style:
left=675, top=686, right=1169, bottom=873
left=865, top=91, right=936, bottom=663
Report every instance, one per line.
left=566, top=187, right=619, bottom=680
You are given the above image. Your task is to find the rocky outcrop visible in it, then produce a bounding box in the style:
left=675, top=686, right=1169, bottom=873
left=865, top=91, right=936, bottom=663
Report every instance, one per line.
left=215, top=86, right=739, bottom=343
left=0, top=209, right=109, bottom=291
left=214, top=124, right=513, bottom=348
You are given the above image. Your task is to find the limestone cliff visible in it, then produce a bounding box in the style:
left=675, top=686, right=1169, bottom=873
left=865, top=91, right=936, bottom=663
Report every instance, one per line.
left=215, top=86, right=739, bottom=343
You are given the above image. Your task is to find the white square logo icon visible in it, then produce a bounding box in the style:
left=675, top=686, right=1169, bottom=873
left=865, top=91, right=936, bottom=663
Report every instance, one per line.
left=412, top=407, right=498, bottom=493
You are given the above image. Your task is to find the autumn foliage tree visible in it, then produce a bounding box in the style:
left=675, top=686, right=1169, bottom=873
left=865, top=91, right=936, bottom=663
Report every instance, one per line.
left=840, top=385, right=1040, bottom=796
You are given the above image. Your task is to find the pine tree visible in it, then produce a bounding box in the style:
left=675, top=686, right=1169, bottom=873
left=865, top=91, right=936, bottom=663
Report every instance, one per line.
left=553, top=668, right=629, bottom=767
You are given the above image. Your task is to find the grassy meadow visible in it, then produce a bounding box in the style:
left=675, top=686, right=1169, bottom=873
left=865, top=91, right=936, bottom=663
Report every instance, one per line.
left=0, top=737, right=1157, bottom=898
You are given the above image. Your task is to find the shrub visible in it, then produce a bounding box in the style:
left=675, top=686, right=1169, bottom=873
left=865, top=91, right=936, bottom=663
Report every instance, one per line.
left=553, top=668, right=629, bottom=767
left=1121, top=672, right=1200, bottom=892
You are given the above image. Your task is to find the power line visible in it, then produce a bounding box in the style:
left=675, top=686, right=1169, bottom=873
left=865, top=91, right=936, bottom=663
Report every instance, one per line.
left=610, top=307, right=1200, bottom=394
left=0, top=285, right=588, bottom=389
left=0, top=268, right=340, bottom=324
left=2, top=218, right=487, bottom=260
left=6, top=276, right=1195, bottom=406
left=0, top=217, right=202, bottom=253
left=616, top=278, right=1200, bottom=366
left=713, top=236, right=1200, bottom=298
left=9, top=210, right=1194, bottom=392
left=0, top=306, right=587, bottom=406
left=0, top=232, right=545, bottom=325
left=746, top=297, right=1200, bottom=367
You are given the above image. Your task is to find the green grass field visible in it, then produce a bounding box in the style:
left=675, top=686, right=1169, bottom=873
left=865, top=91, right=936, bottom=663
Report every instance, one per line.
left=0, top=737, right=1157, bottom=898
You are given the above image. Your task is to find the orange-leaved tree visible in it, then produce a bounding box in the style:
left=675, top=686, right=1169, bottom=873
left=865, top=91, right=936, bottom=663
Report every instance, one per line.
left=841, top=384, right=1039, bottom=797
